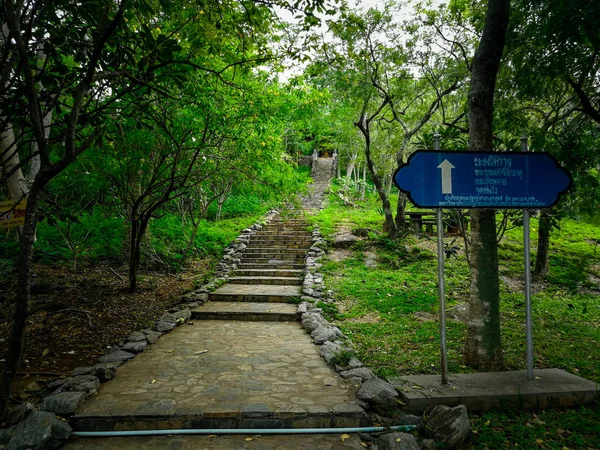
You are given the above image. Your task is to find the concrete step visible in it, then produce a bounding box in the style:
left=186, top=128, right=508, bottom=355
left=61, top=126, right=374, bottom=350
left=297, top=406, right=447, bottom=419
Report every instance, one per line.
left=248, top=243, right=312, bottom=250
left=234, top=269, right=304, bottom=277
left=191, top=302, right=300, bottom=321
left=243, top=248, right=307, bottom=255
left=228, top=276, right=302, bottom=286
left=240, top=257, right=304, bottom=265
left=209, top=284, right=301, bottom=303
left=238, top=263, right=305, bottom=270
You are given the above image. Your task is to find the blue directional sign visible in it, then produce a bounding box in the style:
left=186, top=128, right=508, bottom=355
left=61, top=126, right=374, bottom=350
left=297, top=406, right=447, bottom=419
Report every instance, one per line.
left=394, top=151, right=572, bottom=208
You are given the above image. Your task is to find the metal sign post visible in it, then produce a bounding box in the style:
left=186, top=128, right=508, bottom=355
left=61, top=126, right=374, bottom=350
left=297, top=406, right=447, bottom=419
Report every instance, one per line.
left=521, top=136, right=534, bottom=381
left=433, top=133, right=449, bottom=385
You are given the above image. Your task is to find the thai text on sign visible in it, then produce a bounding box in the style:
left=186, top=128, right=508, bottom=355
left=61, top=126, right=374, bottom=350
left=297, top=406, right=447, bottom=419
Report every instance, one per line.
left=0, top=200, right=27, bottom=228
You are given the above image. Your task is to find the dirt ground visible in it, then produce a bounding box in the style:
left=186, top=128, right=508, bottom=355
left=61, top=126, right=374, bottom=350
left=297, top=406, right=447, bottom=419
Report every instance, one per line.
left=0, top=261, right=207, bottom=405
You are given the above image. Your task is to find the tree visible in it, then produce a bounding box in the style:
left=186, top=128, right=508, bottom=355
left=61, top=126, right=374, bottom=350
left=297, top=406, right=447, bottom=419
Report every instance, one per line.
left=463, top=0, right=510, bottom=370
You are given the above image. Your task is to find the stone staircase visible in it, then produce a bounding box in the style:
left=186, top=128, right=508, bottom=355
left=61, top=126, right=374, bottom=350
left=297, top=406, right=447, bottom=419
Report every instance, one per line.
left=196, top=217, right=311, bottom=310
left=71, top=212, right=364, bottom=433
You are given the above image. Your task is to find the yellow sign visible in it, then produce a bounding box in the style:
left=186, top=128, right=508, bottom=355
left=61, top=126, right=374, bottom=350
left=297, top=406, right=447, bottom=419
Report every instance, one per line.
left=0, top=200, right=27, bottom=228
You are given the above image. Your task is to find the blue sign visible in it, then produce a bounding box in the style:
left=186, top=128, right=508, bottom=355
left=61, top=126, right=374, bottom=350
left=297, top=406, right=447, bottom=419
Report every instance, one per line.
left=394, top=151, right=572, bottom=208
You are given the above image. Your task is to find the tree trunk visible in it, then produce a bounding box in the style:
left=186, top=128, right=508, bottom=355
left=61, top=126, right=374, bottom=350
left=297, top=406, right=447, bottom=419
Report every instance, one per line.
left=534, top=209, right=551, bottom=278
left=464, top=0, right=510, bottom=370
left=395, top=193, right=407, bottom=230
left=128, top=218, right=148, bottom=294
left=0, top=185, right=41, bottom=417
left=363, top=133, right=395, bottom=238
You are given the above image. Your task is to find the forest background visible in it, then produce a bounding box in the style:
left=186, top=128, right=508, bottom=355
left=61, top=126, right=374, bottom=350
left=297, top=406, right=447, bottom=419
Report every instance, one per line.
left=1, top=0, right=599, bottom=441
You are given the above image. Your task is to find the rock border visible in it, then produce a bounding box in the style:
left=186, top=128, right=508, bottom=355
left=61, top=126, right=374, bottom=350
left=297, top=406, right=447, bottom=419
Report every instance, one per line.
left=297, top=224, right=471, bottom=450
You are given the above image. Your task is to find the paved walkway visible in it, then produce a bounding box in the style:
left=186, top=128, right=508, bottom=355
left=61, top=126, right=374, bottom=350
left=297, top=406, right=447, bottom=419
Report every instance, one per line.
left=68, top=170, right=366, bottom=448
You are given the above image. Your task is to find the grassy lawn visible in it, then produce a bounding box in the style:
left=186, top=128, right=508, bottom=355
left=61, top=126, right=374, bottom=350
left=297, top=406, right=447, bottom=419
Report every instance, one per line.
left=309, top=190, right=600, bottom=449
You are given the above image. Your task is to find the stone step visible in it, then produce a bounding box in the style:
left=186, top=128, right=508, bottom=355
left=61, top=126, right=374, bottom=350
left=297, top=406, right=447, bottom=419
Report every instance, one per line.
left=234, top=269, right=304, bottom=277
left=228, top=276, right=302, bottom=286
left=240, top=257, right=304, bottom=265
left=262, top=226, right=309, bottom=232
left=191, top=302, right=300, bottom=321
left=238, top=263, right=305, bottom=270
left=209, top=284, right=301, bottom=303
left=248, top=243, right=312, bottom=250
left=243, top=248, right=308, bottom=255
left=250, top=237, right=313, bottom=244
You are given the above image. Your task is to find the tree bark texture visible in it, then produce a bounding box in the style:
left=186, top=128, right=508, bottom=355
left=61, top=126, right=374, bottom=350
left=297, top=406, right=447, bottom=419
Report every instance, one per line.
left=464, top=0, right=510, bottom=370
left=534, top=209, right=551, bottom=278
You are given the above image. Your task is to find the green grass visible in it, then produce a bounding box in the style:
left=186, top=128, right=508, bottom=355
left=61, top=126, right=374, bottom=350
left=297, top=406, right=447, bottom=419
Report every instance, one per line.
left=312, top=191, right=600, bottom=449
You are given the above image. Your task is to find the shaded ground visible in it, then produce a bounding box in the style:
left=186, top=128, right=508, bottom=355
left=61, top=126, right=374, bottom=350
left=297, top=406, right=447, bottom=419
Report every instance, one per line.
left=0, top=261, right=206, bottom=404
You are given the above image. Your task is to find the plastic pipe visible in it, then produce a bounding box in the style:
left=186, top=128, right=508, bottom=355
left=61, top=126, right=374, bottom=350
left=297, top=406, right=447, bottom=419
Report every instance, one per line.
left=72, top=425, right=417, bottom=438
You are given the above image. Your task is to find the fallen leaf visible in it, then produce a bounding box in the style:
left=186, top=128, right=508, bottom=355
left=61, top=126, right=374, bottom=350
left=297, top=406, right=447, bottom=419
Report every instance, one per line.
left=485, top=420, right=491, bottom=426
left=396, top=437, right=402, bottom=442
left=536, top=438, right=544, bottom=444
left=207, top=435, right=216, bottom=439
left=340, top=433, right=350, bottom=442
left=42, top=348, right=50, bottom=358
left=150, top=379, right=156, bottom=384
left=245, top=435, right=260, bottom=441
left=360, top=443, right=368, bottom=448
left=193, top=350, right=208, bottom=355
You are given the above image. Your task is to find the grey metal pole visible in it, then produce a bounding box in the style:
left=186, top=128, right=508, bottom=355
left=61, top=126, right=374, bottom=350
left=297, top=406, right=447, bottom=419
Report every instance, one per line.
left=521, top=135, right=534, bottom=381
left=434, top=133, right=448, bottom=385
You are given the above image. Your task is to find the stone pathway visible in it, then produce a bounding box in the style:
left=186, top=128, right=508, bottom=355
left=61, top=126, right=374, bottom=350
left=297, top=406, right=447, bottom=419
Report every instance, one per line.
left=68, top=204, right=366, bottom=448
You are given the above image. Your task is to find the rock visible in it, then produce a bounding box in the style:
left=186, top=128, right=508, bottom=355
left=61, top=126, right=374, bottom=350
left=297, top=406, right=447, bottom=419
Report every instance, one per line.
left=422, top=405, right=470, bottom=449
left=356, top=377, right=399, bottom=409
left=142, top=329, right=162, bottom=344
left=301, top=312, right=326, bottom=332
left=154, top=320, right=176, bottom=332
left=159, top=312, right=176, bottom=322
left=98, top=350, right=135, bottom=364
left=0, top=426, right=14, bottom=445
left=6, top=411, right=71, bottom=450
left=72, top=366, right=94, bottom=376
left=127, top=331, right=147, bottom=342
left=420, top=439, right=436, bottom=450
left=348, top=358, right=363, bottom=369
left=375, top=432, right=420, bottom=450
left=122, top=340, right=147, bottom=353
left=365, top=252, right=378, bottom=268
left=311, top=325, right=338, bottom=344
left=332, top=231, right=360, bottom=249
left=40, top=392, right=86, bottom=415
left=319, top=341, right=343, bottom=364
left=297, top=302, right=310, bottom=314
left=56, top=375, right=100, bottom=395
left=6, top=402, right=33, bottom=427
left=23, top=380, right=44, bottom=394
left=94, top=362, right=120, bottom=382
left=172, top=309, right=191, bottom=322
left=339, top=368, right=374, bottom=380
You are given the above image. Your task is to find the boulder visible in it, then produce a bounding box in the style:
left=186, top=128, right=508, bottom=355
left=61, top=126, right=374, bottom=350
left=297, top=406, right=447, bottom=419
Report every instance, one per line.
left=421, top=405, right=470, bottom=449
left=348, top=357, right=363, bottom=369
left=40, top=392, right=86, bottom=415
left=122, top=340, right=147, bottom=353
left=159, top=312, right=176, bottom=322
left=311, top=325, right=337, bottom=344
left=356, top=377, right=399, bottom=409
left=98, top=350, right=135, bottom=364
left=420, top=439, right=436, bottom=450
left=94, top=362, right=120, bottom=382
left=375, top=432, right=420, bottom=450
left=6, top=411, right=71, bottom=450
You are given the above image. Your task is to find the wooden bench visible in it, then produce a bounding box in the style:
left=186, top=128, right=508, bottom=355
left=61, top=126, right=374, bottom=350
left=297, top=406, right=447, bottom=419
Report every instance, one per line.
left=406, top=211, right=469, bottom=234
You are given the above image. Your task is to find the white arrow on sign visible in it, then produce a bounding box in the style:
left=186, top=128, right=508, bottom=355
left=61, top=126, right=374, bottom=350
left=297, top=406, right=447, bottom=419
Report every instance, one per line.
left=437, top=159, right=455, bottom=194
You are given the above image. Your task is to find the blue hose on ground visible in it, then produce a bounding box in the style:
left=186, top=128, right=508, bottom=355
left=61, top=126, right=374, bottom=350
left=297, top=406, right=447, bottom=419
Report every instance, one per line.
left=72, top=425, right=417, bottom=437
